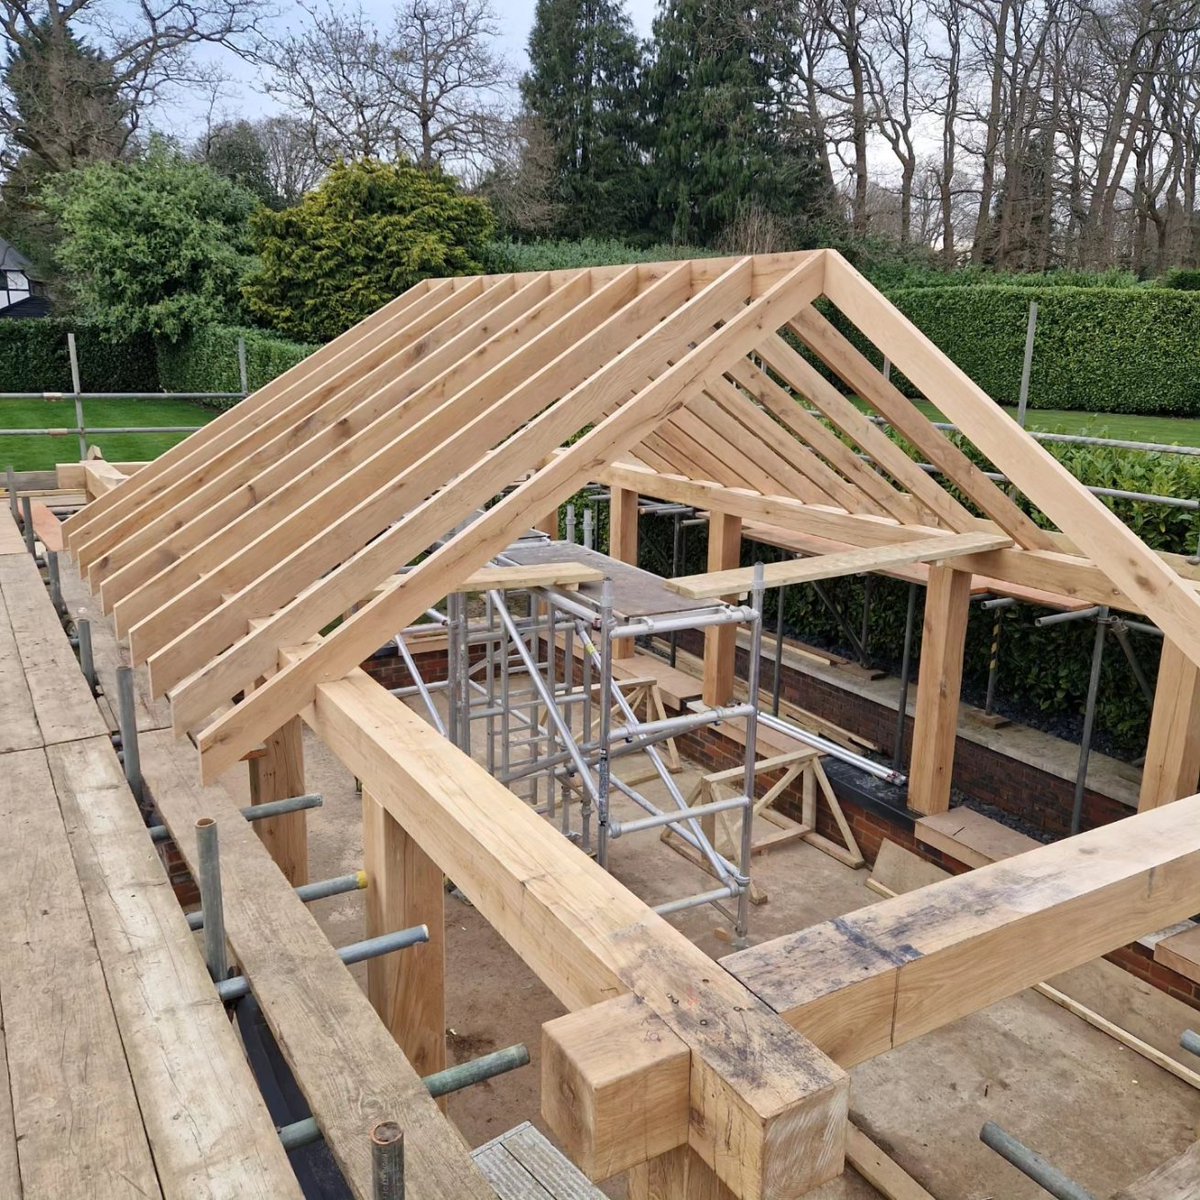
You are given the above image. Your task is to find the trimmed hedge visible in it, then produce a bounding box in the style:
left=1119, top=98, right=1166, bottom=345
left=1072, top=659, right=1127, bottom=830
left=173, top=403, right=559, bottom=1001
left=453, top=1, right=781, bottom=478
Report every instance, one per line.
left=156, top=325, right=316, bottom=406
left=637, top=437, right=1200, bottom=761
left=0, top=319, right=158, bottom=393
left=881, top=286, right=1200, bottom=416
left=481, top=238, right=710, bottom=273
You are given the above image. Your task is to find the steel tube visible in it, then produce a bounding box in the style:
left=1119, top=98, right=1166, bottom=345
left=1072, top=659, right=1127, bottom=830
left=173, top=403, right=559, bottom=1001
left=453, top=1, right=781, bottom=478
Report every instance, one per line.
left=610, top=606, right=757, bottom=640
left=1035, top=606, right=1102, bottom=627
left=608, top=703, right=755, bottom=744
left=1071, top=609, right=1108, bottom=836
left=20, top=494, right=34, bottom=556
left=5, top=465, right=16, bottom=521
left=371, top=1122, right=404, bottom=1200
left=736, top=564, right=766, bottom=942
left=654, top=884, right=741, bottom=918
left=759, top=710, right=908, bottom=785
left=77, top=618, right=96, bottom=692
left=116, top=666, right=143, bottom=803
left=46, top=550, right=64, bottom=614
left=216, top=924, right=429, bottom=1003
left=0, top=391, right=241, bottom=400
left=188, top=870, right=365, bottom=930
left=393, top=634, right=446, bottom=736
left=0, top=425, right=204, bottom=436
left=1181, top=1029, right=1200, bottom=1058
left=196, top=818, right=229, bottom=982
left=979, top=1122, right=1096, bottom=1200
left=148, top=793, right=323, bottom=843
left=892, top=582, right=918, bottom=772
left=278, top=1045, right=531, bottom=1151
left=611, top=795, right=749, bottom=838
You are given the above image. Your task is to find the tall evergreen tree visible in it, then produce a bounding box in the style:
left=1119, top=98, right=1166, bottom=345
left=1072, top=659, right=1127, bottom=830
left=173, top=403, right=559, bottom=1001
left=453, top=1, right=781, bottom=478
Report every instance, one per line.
left=644, top=0, right=830, bottom=247
left=521, top=0, right=647, bottom=239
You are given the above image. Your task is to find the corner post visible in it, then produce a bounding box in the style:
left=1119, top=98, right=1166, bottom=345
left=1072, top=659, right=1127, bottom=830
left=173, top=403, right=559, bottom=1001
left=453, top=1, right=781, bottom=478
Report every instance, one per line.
left=1139, top=638, right=1200, bottom=810
left=702, top=512, right=742, bottom=707
left=907, top=564, right=971, bottom=815
left=363, top=789, right=446, bottom=1081
left=248, top=716, right=309, bottom=885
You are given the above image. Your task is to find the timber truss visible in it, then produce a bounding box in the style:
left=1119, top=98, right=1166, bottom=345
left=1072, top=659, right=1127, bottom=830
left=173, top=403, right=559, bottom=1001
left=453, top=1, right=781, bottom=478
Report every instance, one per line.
left=56, top=248, right=1200, bottom=1198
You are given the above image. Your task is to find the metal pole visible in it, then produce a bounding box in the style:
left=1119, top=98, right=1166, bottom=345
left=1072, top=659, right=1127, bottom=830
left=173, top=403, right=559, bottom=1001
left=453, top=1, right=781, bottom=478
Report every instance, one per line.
left=116, top=665, right=143, bottom=803
left=196, top=818, right=229, bottom=982
left=1017, top=300, right=1039, bottom=429
left=892, top=582, right=919, bottom=773
left=46, top=550, right=64, bottom=615
left=77, top=618, right=96, bottom=692
left=979, top=1122, right=1095, bottom=1200
left=371, top=1122, right=404, bottom=1200
left=217, top=925, right=429, bottom=1003
left=237, top=336, right=249, bottom=396
left=1071, top=608, right=1108, bottom=836
left=67, top=331, right=87, bottom=461
left=565, top=503, right=576, bottom=544
left=772, top=582, right=787, bottom=716
left=595, top=579, right=614, bottom=863
left=583, top=507, right=594, bottom=550
left=736, top=563, right=765, bottom=945
left=669, top=511, right=684, bottom=667
left=278, top=1045, right=531, bottom=1150
left=5, top=465, right=17, bottom=521
left=20, top=494, right=35, bottom=556
left=149, top=793, right=323, bottom=843
left=189, top=870, right=365, bottom=930
left=1182, top=1029, right=1200, bottom=1058
left=984, top=607, right=1003, bottom=716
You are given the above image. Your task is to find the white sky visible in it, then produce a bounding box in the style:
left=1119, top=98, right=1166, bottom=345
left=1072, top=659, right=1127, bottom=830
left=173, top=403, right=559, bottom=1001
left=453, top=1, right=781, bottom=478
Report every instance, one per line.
left=163, top=0, right=660, bottom=137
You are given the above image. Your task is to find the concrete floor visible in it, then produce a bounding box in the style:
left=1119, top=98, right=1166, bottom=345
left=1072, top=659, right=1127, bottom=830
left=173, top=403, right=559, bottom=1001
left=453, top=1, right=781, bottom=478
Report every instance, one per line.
left=228, top=707, right=1200, bottom=1199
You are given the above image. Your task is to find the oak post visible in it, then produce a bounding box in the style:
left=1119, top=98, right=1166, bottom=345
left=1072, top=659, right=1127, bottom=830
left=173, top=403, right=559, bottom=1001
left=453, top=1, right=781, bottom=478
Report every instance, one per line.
left=1139, top=639, right=1200, bottom=810
left=907, top=565, right=971, bottom=815
left=702, top=512, right=742, bottom=706
left=363, top=789, right=447, bottom=1081
left=247, top=716, right=309, bottom=886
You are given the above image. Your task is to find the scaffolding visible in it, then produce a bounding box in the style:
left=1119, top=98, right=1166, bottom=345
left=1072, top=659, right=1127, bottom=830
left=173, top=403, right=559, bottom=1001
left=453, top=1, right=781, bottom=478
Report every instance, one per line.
left=389, top=533, right=768, bottom=942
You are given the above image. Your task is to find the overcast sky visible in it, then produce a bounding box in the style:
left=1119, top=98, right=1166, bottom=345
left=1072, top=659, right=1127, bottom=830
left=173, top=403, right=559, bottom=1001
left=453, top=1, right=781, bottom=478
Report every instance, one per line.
left=167, top=0, right=660, bottom=136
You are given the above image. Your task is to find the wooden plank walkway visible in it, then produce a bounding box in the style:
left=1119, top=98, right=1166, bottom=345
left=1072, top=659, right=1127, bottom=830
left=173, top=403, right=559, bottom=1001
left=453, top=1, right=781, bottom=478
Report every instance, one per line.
left=140, top=728, right=495, bottom=1200
left=0, top=541, right=301, bottom=1199
left=0, top=509, right=25, bottom=556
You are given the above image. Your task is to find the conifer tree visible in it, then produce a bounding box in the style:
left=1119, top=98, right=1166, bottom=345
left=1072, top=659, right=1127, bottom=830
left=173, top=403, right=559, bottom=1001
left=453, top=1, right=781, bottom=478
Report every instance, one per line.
left=521, top=0, right=648, bottom=238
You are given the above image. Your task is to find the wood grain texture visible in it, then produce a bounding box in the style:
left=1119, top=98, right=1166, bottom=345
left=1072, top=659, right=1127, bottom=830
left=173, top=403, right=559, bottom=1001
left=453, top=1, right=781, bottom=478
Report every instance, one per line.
left=49, top=736, right=302, bottom=1199
left=363, top=789, right=446, bottom=1078
left=701, top=512, right=742, bottom=707
left=669, top=532, right=1010, bottom=599
left=724, top=794, right=1200, bottom=1069
left=302, top=665, right=848, bottom=1199
left=140, top=729, right=493, bottom=1200
left=0, top=747, right=160, bottom=1200
left=906, top=564, right=972, bottom=816
left=1139, top=639, right=1200, bottom=811
left=248, top=715, right=308, bottom=885
left=0, top=553, right=108, bottom=746
left=1110, top=1140, right=1200, bottom=1199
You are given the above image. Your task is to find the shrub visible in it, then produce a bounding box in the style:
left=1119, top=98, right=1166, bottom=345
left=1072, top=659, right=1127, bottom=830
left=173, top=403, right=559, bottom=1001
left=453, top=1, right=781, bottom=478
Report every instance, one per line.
left=42, top=141, right=258, bottom=341
left=243, top=159, right=495, bottom=342
left=880, top=285, right=1200, bottom=415
left=156, top=325, right=315, bottom=406
left=0, top=318, right=158, bottom=392
left=1158, top=267, right=1200, bottom=291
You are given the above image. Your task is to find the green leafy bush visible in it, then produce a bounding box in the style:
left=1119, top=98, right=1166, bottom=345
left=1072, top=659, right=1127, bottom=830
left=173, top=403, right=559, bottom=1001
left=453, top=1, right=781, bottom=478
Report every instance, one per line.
left=1158, top=267, right=1200, bottom=291
left=0, top=319, right=157, bottom=392
left=638, top=436, right=1200, bottom=760
left=879, top=285, right=1200, bottom=415
left=156, top=325, right=315, bottom=405
left=43, top=141, right=259, bottom=341
left=243, top=160, right=495, bottom=342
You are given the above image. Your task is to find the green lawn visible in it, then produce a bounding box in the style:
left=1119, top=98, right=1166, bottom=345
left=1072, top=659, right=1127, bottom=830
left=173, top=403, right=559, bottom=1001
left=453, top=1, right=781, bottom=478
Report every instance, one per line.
left=914, top=400, right=1200, bottom=448
left=0, top=397, right=220, bottom=472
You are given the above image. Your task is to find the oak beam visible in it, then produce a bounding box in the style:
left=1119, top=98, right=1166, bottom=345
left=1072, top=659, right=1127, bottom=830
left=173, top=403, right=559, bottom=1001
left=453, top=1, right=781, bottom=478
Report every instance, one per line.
left=723, top=793, right=1200, bottom=1069
left=1139, top=639, right=1200, bottom=811
left=907, top=565, right=972, bottom=815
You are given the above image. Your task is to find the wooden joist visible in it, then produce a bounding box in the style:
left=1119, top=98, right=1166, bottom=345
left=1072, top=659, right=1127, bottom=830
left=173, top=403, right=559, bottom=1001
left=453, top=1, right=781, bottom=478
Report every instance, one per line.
left=667, top=531, right=1011, bottom=599
left=1110, top=1141, right=1200, bottom=1199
